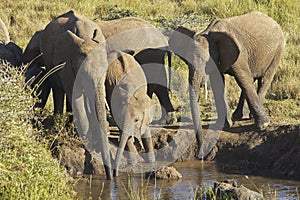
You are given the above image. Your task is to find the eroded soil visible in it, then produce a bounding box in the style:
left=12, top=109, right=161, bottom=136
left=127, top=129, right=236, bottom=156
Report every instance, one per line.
left=55, top=119, right=300, bottom=180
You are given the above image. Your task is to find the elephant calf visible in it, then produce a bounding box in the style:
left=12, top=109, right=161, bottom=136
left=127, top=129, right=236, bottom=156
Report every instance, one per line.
left=0, top=42, right=22, bottom=66
left=104, top=50, right=155, bottom=176
left=0, top=18, right=22, bottom=66
left=97, top=17, right=177, bottom=125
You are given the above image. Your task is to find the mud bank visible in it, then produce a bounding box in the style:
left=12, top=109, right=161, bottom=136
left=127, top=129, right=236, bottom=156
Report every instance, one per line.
left=54, top=122, right=300, bottom=180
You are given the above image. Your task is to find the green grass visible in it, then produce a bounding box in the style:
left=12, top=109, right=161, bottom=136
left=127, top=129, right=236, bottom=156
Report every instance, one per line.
left=0, top=63, right=75, bottom=199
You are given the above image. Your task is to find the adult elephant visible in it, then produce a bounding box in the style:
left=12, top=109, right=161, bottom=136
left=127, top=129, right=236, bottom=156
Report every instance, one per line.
left=105, top=50, right=155, bottom=176
left=22, top=30, right=72, bottom=114
left=97, top=17, right=177, bottom=124
left=169, top=11, right=285, bottom=156
left=22, top=10, right=113, bottom=179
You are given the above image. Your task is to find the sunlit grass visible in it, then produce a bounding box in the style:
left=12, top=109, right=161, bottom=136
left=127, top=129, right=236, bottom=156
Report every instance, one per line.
left=0, top=63, right=75, bottom=199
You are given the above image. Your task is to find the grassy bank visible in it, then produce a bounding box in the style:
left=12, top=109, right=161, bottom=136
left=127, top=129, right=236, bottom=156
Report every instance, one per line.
left=0, top=63, right=75, bottom=199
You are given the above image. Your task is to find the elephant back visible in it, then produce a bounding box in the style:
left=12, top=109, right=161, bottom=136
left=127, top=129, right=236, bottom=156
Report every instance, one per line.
left=97, top=17, right=169, bottom=52
left=106, top=50, right=145, bottom=87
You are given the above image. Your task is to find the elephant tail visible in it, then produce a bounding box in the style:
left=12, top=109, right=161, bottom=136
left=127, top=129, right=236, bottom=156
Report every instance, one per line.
left=167, top=49, right=172, bottom=90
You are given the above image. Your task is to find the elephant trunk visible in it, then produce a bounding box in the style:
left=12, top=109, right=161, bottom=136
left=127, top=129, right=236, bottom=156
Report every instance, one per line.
left=188, top=66, right=203, bottom=159
left=96, top=74, right=113, bottom=180
left=114, top=113, right=132, bottom=177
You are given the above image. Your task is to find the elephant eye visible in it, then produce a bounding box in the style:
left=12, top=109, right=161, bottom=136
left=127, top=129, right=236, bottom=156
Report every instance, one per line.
left=134, top=117, right=141, bottom=123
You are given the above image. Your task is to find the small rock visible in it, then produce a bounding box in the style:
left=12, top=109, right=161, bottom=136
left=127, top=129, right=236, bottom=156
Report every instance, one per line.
left=147, top=166, right=182, bottom=179
left=214, top=180, right=262, bottom=200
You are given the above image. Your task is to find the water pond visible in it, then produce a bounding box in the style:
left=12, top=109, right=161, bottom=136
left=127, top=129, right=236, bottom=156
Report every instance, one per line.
left=75, top=161, right=299, bottom=199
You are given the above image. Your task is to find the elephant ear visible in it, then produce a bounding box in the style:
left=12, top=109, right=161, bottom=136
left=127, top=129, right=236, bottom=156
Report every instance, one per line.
left=22, top=31, right=43, bottom=65
left=52, top=30, right=84, bottom=74
left=169, top=26, right=197, bottom=60
left=175, top=26, right=197, bottom=38
left=208, top=30, right=240, bottom=73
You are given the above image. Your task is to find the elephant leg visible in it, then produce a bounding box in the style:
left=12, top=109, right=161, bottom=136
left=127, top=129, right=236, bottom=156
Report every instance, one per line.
left=257, top=54, right=281, bottom=104
left=147, top=83, right=155, bottom=98
left=232, top=90, right=246, bottom=121
left=65, top=97, right=73, bottom=125
left=52, top=86, right=65, bottom=114
left=209, top=72, right=232, bottom=129
left=35, top=80, right=51, bottom=110
left=232, top=89, right=252, bottom=121
left=125, top=136, right=139, bottom=165
left=141, top=127, right=155, bottom=163
left=153, top=84, right=177, bottom=124
left=232, top=66, right=270, bottom=129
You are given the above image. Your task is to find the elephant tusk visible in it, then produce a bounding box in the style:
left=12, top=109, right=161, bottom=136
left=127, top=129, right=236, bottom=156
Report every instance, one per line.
left=204, top=82, right=208, bottom=101
left=24, top=52, right=43, bottom=71
left=104, top=98, right=110, bottom=111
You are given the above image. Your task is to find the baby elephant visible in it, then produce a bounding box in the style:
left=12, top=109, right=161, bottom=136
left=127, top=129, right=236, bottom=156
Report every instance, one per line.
left=0, top=42, right=22, bottom=66
left=104, top=50, right=155, bottom=175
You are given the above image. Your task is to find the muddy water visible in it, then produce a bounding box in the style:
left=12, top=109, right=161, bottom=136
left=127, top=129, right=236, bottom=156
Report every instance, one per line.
left=75, top=161, right=300, bottom=199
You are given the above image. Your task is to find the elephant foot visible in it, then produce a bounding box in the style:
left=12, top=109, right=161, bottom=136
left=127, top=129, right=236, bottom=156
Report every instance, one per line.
left=232, top=110, right=253, bottom=121
left=213, top=118, right=232, bottom=130
left=152, top=112, right=177, bottom=125
left=127, top=152, right=139, bottom=165
left=166, top=111, right=177, bottom=125
left=255, top=116, right=270, bottom=130
left=232, top=110, right=243, bottom=121
left=144, top=151, right=155, bottom=163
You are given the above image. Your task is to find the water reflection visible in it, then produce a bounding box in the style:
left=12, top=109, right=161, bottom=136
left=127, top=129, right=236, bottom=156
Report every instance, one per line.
left=75, top=161, right=300, bottom=199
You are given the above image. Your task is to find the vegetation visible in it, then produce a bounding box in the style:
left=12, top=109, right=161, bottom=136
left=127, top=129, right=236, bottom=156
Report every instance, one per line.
left=0, top=63, right=75, bottom=199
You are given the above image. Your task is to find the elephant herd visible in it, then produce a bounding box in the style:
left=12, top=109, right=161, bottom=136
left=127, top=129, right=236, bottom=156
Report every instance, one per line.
left=0, top=10, right=285, bottom=179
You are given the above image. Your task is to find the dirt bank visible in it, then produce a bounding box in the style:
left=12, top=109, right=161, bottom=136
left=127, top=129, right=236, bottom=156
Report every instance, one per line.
left=55, top=120, right=300, bottom=180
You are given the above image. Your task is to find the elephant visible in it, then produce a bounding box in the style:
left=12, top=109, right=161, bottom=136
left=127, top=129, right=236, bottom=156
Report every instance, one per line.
left=0, top=42, right=23, bottom=66
left=97, top=17, right=177, bottom=124
left=22, top=10, right=113, bottom=179
left=22, top=30, right=72, bottom=114
left=105, top=50, right=155, bottom=176
left=0, top=18, right=22, bottom=66
left=168, top=11, right=285, bottom=156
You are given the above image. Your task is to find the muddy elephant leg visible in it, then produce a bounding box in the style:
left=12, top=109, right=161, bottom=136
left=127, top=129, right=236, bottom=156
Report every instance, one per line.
left=142, top=127, right=155, bottom=163
left=209, top=71, right=232, bottom=129
left=232, top=66, right=270, bottom=129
